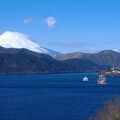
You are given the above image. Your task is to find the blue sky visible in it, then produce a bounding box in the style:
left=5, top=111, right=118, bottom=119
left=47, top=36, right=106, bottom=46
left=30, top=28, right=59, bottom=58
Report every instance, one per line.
left=0, top=0, right=120, bottom=53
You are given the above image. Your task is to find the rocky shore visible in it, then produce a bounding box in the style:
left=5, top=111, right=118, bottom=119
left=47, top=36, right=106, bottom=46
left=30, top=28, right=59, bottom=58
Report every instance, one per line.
left=100, top=67, right=120, bottom=77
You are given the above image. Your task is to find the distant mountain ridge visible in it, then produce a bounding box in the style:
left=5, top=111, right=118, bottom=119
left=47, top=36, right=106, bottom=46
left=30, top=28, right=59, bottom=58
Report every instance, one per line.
left=56, top=50, right=120, bottom=67
left=0, top=47, right=73, bottom=74
left=0, top=46, right=119, bottom=74
left=0, top=47, right=105, bottom=74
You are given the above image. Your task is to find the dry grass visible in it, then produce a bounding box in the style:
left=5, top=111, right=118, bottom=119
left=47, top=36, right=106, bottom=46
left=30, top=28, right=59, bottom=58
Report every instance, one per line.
left=89, top=96, right=120, bottom=120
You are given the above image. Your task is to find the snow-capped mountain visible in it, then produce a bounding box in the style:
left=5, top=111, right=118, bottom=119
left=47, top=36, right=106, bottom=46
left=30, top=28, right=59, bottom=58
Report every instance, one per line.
left=0, top=31, right=60, bottom=56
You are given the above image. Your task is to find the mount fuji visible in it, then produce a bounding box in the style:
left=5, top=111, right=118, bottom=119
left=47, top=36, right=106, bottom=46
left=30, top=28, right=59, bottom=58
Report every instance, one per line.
left=0, top=31, right=61, bottom=56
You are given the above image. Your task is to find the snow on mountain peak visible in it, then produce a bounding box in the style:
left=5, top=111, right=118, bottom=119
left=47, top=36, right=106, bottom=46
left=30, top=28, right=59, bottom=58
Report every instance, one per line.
left=0, top=31, right=60, bottom=56
left=0, top=31, right=48, bottom=53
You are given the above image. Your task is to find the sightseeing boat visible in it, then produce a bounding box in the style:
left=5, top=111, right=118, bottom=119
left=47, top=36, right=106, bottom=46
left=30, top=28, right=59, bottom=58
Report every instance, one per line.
left=98, top=74, right=106, bottom=85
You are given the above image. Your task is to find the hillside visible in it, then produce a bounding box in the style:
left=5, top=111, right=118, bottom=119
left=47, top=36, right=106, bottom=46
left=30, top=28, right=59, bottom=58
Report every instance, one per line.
left=56, top=50, right=120, bottom=67
left=0, top=47, right=104, bottom=74
left=0, top=47, right=73, bottom=74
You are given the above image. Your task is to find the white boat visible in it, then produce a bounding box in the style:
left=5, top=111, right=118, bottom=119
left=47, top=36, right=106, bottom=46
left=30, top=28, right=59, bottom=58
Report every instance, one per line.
left=98, top=74, right=106, bottom=85
left=83, top=76, right=89, bottom=81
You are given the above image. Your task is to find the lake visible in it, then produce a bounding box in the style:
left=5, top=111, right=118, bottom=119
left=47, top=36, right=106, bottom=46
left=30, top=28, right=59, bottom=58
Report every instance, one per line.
left=0, top=73, right=120, bottom=120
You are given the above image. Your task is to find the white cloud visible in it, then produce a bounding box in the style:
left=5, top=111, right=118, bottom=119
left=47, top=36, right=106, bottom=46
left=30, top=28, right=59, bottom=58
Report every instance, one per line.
left=44, top=16, right=57, bottom=28
left=24, top=17, right=34, bottom=25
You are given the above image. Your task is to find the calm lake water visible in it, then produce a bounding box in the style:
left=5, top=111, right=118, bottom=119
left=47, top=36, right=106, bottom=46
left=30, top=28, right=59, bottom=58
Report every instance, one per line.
left=0, top=73, right=120, bottom=120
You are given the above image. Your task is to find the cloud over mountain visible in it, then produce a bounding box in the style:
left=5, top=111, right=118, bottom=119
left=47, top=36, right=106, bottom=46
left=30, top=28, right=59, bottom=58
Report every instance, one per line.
left=44, top=16, right=57, bottom=28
